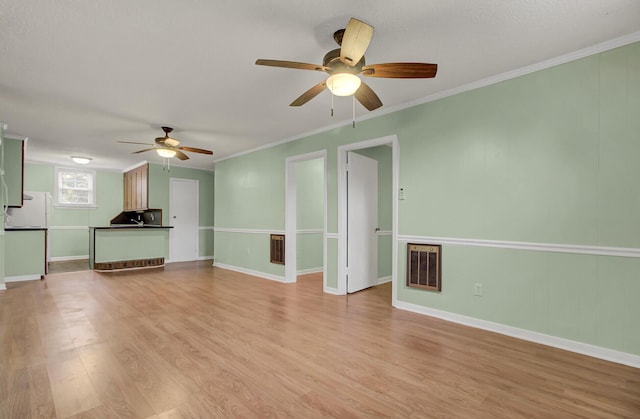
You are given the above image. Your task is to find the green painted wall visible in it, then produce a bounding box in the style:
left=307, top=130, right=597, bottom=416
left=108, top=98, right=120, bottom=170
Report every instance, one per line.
left=214, top=41, right=640, bottom=356
left=148, top=164, right=214, bottom=258
left=296, top=158, right=323, bottom=272
left=22, top=162, right=214, bottom=260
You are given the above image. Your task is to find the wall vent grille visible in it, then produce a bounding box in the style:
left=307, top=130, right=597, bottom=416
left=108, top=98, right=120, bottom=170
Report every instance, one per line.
left=407, top=243, right=441, bottom=291
left=270, top=234, right=285, bottom=265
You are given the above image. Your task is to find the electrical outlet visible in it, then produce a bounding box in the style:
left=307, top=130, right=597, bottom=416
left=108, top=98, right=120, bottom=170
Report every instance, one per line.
left=474, top=283, right=483, bottom=297
left=399, top=187, right=405, bottom=200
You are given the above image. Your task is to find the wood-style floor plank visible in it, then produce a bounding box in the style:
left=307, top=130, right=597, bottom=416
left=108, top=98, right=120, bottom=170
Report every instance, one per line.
left=0, top=262, right=638, bottom=418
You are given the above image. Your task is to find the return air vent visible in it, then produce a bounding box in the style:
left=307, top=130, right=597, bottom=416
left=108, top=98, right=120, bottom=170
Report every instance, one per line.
left=406, top=243, right=441, bottom=291
left=270, top=234, right=285, bottom=265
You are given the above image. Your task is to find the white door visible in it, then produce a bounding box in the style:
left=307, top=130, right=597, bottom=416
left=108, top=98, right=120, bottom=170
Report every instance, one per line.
left=347, top=151, right=378, bottom=293
left=170, top=178, right=199, bottom=262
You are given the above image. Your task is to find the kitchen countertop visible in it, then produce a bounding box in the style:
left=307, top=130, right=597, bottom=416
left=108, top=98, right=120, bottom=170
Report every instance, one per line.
left=4, top=226, right=48, bottom=231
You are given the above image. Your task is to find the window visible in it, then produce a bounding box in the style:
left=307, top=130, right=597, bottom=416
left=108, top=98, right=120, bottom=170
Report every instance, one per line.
left=55, top=167, right=96, bottom=207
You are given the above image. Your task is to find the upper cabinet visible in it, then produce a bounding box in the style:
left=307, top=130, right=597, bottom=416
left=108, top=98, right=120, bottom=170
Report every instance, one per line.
left=3, top=137, right=25, bottom=207
left=123, top=163, right=149, bottom=211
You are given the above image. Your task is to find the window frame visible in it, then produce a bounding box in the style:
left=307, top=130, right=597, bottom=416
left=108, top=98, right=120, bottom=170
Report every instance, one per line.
left=54, top=166, right=97, bottom=208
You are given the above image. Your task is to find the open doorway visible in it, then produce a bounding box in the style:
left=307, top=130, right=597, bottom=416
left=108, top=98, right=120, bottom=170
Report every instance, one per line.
left=284, top=151, right=327, bottom=289
left=338, top=135, right=398, bottom=303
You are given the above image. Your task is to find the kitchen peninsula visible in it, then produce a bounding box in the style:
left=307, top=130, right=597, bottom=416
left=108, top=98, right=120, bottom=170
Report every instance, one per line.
left=89, top=225, right=173, bottom=271
left=89, top=209, right=172, bottom=271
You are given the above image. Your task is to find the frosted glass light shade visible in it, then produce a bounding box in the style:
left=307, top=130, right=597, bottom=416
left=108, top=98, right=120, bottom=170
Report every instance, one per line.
left=71, top=156, right=91, bottom=164
left=157, top=148, right=177, bottom=158
left=326, top=73, right=361, bottom=96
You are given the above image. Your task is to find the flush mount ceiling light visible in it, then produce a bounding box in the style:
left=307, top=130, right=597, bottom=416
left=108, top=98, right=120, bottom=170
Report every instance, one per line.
left=71, top=156, right=92, bottom=165
left=156, top=148, right=177, bottom=158
left=326, top=73, right=362, bottom=96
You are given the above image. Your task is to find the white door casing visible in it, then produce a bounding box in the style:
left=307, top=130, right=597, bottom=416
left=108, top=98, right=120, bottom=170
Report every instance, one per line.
left=169, top=178, right=199, bottom=262
left=346, top=151, right=378, bottom=293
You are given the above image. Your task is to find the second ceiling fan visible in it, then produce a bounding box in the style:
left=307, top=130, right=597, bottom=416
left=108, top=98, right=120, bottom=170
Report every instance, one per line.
left=117, top=126, right=213, bottom=160
left=256, top=18, right=438, bottom=111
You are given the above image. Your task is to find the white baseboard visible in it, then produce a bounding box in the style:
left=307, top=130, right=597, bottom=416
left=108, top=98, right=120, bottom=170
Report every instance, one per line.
left=49, top=255, right=89, bottom=262
left=213, top=262, right=289, bottom=283
left=197, top=256, right=214, bottom=261
left=395, top=301, right=640, bottom=369
left=5, top=274, right=43, bottom=283
left=0, top=283, right=6, bottom=291
left=374, top=276, right=392, bottom=286
left=323, top=286, right=342, bottom=295
left=297, top=267, right=323, bottom=275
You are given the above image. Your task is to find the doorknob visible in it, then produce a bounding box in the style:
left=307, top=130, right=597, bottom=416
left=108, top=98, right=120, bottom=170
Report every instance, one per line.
left=173, top=216, right=176, bottom=219
left=375, top=227, right=380, bottom=232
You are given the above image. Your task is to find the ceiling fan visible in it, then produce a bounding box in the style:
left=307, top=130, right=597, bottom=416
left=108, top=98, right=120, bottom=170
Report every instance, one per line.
left=256, top=18, right=438, bottom=111
left=117, top=126, right=213, bottom=160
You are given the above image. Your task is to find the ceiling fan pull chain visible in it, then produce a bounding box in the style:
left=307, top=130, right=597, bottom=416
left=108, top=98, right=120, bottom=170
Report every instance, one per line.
left=352, top=95, right=356, bottom=128
left=330, top=80, right=334, bottom=117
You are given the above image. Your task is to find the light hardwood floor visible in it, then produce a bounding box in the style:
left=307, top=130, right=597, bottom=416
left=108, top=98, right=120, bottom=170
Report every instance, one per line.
left=1, top=262, right=638, bottom=418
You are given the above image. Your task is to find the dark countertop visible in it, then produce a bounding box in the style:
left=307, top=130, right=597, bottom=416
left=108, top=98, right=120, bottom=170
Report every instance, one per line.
left=4, top=226, right=48, bottom=231
left=91, top=225, right=173, bottom=229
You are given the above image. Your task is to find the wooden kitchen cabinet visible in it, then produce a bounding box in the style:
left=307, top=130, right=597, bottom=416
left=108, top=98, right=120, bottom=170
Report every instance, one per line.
left=123, top=163, right=149, bottom=211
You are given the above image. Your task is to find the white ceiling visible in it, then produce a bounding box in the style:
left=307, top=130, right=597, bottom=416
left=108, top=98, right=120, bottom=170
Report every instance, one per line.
left=1, top=0, right=639, bottom=171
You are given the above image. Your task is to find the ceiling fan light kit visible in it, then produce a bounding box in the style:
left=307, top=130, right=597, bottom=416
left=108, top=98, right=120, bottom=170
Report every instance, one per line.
left=117, top=126, right=213, bottom=163
left=326, top=73, right=361, bottom=96
left=156, top=148, right=177, bottom=158
left=256, top=17, right=437, bottom=114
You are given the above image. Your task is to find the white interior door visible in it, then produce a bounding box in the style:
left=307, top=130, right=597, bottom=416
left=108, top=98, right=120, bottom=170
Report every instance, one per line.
left=347, top=151, right=378, bottom=293
left=170, top=178, right=199, bottom=262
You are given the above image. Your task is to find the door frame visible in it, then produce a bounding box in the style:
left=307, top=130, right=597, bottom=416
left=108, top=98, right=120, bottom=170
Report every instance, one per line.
left=337, top=135, right=399, bottom=304
left=284, top=150, right=328, bottom=288
left=169, top=177, right=199, bottom=262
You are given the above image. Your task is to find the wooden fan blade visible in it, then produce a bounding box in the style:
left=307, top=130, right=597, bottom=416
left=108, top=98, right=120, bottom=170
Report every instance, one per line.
left=355, top=81, right=383, bottom=111
left=340, top=18, right=374, bottom=67
left=290, top=81, right=327, bottom=106
left=177, top=146, right=213, bottom=155
left=118, top=141, right=154, bottom=146
left=255, top=59, right=328, bottom=72
left=131, top=148, right=156, bottom=154
left=174, top=150, right=189, bottom=160
left=362, top=63, right=438, bottom=78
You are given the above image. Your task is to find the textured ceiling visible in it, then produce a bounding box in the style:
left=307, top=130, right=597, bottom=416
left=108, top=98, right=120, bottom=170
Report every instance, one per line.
left=1, top=0, right=639, bottom=171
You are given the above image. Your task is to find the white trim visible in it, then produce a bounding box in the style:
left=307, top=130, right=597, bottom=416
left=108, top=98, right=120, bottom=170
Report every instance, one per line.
left=376, top=230, right=392, bottom=236
left=398, top=234, right=640, bottom=258
left=374, top=276, right=392, bottom=286
left=49, top=255, right=88, bottom=262
left=0, top=283, right=6, bottom=291
left=0, top=230, right=4, bottom=236
left=4, top=274, right=42, bottom=283
left=337, top=135, right=399, bottom=299
left=214, top=32, right=640, bottom=165
left=121, top=160, right=149, bottom=173
left=326, top=233, right=338, bottom=239
left=214, top=227, right=285, bottom=235
left=197, top=255, right=214, bottom=261
left=297, top=267, right=323, bottom=275
left=296, top=229, right=323, bottom=235
left=395, top=301, right=640, bottom=369
left=213, top=262, right=287, bottom=283
left=323, top=286, right=341, bottom=295
left=48, top=226, right=89, bottom=231
left=198, top=226, right=215, bottom=231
